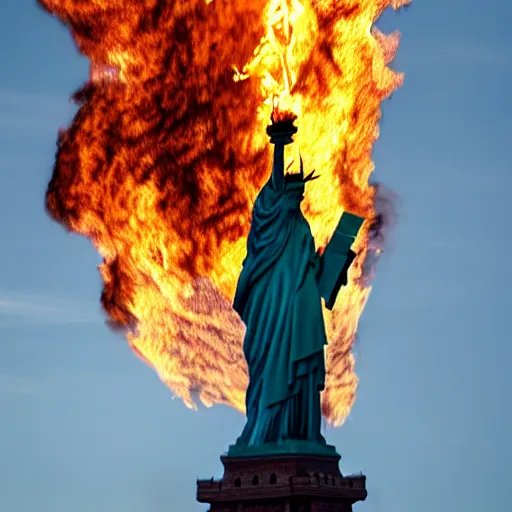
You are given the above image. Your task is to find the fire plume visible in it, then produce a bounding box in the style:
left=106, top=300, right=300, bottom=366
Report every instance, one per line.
left=38, top=0, right=410, bottom=425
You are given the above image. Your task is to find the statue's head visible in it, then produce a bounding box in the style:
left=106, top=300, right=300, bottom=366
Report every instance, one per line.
left=284, top=154, right=319, bottom=205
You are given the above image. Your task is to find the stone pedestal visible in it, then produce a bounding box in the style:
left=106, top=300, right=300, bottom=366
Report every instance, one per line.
left=197, top=453, right=367, bottom=512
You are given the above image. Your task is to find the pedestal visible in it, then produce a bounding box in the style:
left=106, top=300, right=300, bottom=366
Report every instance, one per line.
left=197, top=453, right=367, bottom=512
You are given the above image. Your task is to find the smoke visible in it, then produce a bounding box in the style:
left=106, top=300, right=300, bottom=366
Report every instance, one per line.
left=362, top=183, right=398, bottom=282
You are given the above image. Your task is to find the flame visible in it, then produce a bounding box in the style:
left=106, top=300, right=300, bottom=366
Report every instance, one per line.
left=38, top=0, right=410, bottom=425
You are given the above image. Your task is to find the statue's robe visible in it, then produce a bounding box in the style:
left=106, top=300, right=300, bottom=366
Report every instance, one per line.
left=233, top=175, right=327, bottom=446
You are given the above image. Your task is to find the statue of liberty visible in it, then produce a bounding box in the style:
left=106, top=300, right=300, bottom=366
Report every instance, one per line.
left=228, top=120, right=364, bottom=457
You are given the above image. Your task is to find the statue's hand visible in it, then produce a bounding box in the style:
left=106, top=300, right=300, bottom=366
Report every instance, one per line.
left=266, top=120, right=297, bottom=146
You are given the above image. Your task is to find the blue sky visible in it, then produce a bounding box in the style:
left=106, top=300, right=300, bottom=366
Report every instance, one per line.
left=1, top=1, right=511, bottom=511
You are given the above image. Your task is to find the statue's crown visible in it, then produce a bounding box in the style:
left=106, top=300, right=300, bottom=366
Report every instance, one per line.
left=284, top=153, right=319, bottom=183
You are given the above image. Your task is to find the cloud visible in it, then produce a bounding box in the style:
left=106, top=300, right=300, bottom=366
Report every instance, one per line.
left=0, top=290, right=101, bottom=326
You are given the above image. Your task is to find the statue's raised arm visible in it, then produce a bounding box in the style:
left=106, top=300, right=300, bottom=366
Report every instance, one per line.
left=267, top=120, right=296, bottom=191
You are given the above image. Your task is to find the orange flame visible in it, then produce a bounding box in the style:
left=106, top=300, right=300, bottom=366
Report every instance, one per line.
left=38, top=0, right=410, bottom=425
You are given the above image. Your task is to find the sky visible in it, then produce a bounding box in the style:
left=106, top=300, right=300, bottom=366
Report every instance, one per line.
left=1, top=1, right=511, bottom=511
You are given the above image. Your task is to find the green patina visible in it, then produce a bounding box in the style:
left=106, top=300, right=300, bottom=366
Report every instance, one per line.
left=228, top=124, right=363, bottom=458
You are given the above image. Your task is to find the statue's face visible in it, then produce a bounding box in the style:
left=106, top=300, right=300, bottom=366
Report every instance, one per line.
left=284, top=173, right=304, bottom=183
left=284, top=178, right=305, bottom=205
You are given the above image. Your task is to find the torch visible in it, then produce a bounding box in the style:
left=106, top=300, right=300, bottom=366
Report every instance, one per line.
left=266, top=99, right=298, bottom=188
left=266, top=97, right=298, bottom=145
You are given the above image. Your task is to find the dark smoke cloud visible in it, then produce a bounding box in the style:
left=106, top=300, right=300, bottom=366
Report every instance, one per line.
left=362, top=182, right=398, bottom=282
